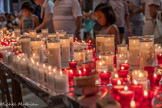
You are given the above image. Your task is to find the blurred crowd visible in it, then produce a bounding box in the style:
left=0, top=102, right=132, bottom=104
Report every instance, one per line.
left=0, top=0, right=161, bottom=43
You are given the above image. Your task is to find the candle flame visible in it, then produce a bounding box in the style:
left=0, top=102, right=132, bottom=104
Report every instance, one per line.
left=133, top=40, right=136, bottom=43
left=121, top=66, right=124, bottom=70
left=117, top=80, right=121, bottom=85
left=70, top=70, right=73, bottom=74
left=130, top=100, right=136, bottom=108
left=48, top=66, right=52, bottom=70
left=154, top=73, right=157, bottom=78
left=139, top=73, right=143, bottom=77
left=144, top=90, right=148, bottom=97
left=79, top=70, right=82, bottom=75
left=83, top=68, right=86, bottom=72
left=60, top=71, right=63, bottom=75
left=72, top=59, right=74, bottom=62
left=36, top=62, right=39, bottom=66
left=53, top=68, right=56, bottom=72
left=104, top=70, right=107, bottom=73
left=125, top=60, right=128, bottom=63
left=43, top=64, right=46, bottom=68
left=99, top=56, right=101, bottom=59
left=115, top=74, right=118, bottom=78
left=134, top=80, right=138, bottom=85
left=124, top=86, right=128, bottom=91
left=99, top=62, right=102, bottom=66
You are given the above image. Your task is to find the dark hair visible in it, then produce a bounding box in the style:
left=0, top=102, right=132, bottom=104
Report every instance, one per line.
left=21, top=1, right=35, bottom=13
left=95, top=3, right=116, bottom=26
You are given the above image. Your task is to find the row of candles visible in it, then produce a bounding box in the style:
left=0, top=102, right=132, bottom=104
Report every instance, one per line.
left=1, top=29, right=162, bottom=107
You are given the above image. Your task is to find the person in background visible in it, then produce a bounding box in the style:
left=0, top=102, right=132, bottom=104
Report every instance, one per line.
left=20, top=1, right=39, bottom=32
left=53, top=0, right=82, bottom=40
left=109, top=0, right=130, bottom=44
left=34, top=0, right=54, bottom=33
left=94, top=3, right=120, bottom=45
left=6, top=14, right=19, bottom=30
left=0, top=15, right=7, bottom=29
left=149, top=0, right=162, bottom=20
left=128, top=0, right=145, bottom=36
left=82, top=11, right=95, bottom=40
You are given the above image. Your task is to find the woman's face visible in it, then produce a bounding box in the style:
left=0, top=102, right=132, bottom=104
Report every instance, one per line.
left=10, top=15, right=15, bottom=21
left=22, top=9, right=31, bottom=17
left=95, top=11, right=107, bottom=26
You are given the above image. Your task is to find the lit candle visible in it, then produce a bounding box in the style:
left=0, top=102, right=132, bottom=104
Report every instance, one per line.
left=47, top=70, right=55, bottom=89
left=130, top=99, right=136, bottom=108
left=119, top=87, right=135, bottom=108
left=54, top=70, right=69, bottom=93
left=69, top=60, right=78, bottom=69
left=38, top=64, right=46, bottom=83
left=119, top=62, right=130, bottom=70
left=99, top=71, right=111, bottom=84
left=111, top=74, right=123, bottom=85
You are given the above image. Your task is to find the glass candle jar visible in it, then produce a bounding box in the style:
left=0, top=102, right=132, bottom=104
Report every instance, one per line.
left=85, top=49, right=93, bottom=62
left=29, top=30, right=37, bottom=38
left=42, top=29, right=48, bottom=37
left=47, top=40, right=61, bottom=68
left=60, top=37, right=70, bottom=68
left=54, top=70, right=69, bottom=93
left=129, top=36, right=141, bottom=66
left=48, top=33, right=57, bottom=40
left=74, top=49, right=85, bottom=66
left=140, top=39, right=154, bottom=70
left=103, top=35, right=115, bottom=53
left=19, top=36, right=31, bottom=58
left=14, top=28, right=21, bottom=37
left=56, top=30, right=66, bottom=38
left=14, top=43, right=21, bottom=52
left=31, top=38, right=42, bottom=62
left=154, top=44, right=162, bottom=65
left=132, top=70, right=148, bottom=89
left=96, top=34, right=104, bottom=56
left=67, top=34, right=74, bottom=60
left=101, top=52, right=114, bottom=72
left=118, top=44, right=128, bottom=55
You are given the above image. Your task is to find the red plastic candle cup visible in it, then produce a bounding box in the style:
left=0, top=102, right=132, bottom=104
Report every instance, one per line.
left=154, top=74, right=161, bottom=87
left=119, top=90, right=135, bottom=107
left=100, top=71, right=111, bottom=84
left=80, top=68, right=91, bottom=76
left=157, top=54, right=162, bottom=64
left=65, top=68, right=74, bottom=82
left=69, top=61, right=78, bottom=69
left=129, top=83, right=143, bottom=102
left=120, top=63, right=130, bottom=70
left=112, top=85, right=125, bottom=101
left=118, top=70, right=128, bottom=78
left=111, top=77, right=123, bottom=85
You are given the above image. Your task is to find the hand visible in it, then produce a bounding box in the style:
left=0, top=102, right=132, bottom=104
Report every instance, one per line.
left=76, top=32, right=81, bottom=40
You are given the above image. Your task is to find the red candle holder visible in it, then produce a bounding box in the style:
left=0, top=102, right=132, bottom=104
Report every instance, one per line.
left=129, top=83, right=143, bottom=102
left=157, top=54, right=162, bottom=64
left=65, top=68, right=74, bottom=82
left=111, top=77, right=123, bottom=85
left=118, top=70, right=128, bottom=78
left=69, top=61, right=78, bottom=69
left=119, top=90, right=135, bottom=107
left=112, top=85, right=125, bottom=101
left=120, top=63, right=130, bottom=70
left=99, top=71, right=111, bottom=84
left=153, top=74, right=161, bottom=87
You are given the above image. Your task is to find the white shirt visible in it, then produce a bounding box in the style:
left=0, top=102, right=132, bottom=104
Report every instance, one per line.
left=53, top=0, right=82, bottom=34
left=149, top=0, right=162, bottom=10
left=109, top=0, right=129, bottom=27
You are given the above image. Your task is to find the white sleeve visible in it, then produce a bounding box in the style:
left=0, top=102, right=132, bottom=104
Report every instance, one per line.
left=72, top=0, right=82, bottom=18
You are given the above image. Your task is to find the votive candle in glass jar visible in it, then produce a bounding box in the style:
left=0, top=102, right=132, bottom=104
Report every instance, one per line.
left=47, top=40, right=61, bottom=68
left=14, top=28, right=21, bottom=37
left=67, top=34, right=74, bottom=60
left=140, top=39, right=154, bottom=70
left=132, top=70, right=148, bottom=89
left=117, top=44, right=128, bottom=55
left=54, top=70, right=69, bottom=93
left=56, top=30, right=66, bottom=38
left=60, top=36, right=70, bottom=68
left=48, top=33, right=57, bottom=40
left=103, top=34, right=115, bottom=53
left=154, top=44, right=162, bottom=65
left=74, top=49, right=85, bottom=66
left=96, top=34, right=104, bottom=56
left=101, top=52, right=114, bottom=72
left=42, top=29, right=48, bottom=37
left=29, top=30, right=37, bottom=38
left=31, top=38, right=43, bottom=62
left=116, top=54, right=128, bottom=71
left=19, top=36, right=31, bottom=58
left=85, top=49, right=93, bottom=62
left=129, top=36, right=140, bottom=66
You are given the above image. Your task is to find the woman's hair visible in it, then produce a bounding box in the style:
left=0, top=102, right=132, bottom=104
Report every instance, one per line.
left=21, top=1, right=35, bottom=13
left=95, top=3, right=116, bottom=25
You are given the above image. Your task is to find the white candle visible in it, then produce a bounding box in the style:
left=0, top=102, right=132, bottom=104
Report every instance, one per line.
left=41, top=29, right=48, bottom=37
left=74, top=50, right=85, bottom=66
left=104, top=35, right=115, bottom=53
left=96, top=34, right=104, bottom=56
left=85, top=49, right=93, bottom=62
left=54, top=71, right=69, bottom=93
left=29, top=30, right=37, bottom=38
left=47, top=71, right=55, bottom=89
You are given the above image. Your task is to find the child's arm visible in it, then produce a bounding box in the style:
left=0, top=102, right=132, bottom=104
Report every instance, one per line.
left=34, top=16, right=39, bottom=28
left=19, top=16, right=22, bottom=29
